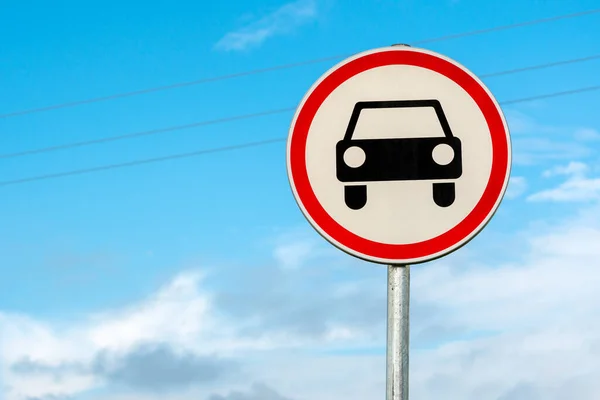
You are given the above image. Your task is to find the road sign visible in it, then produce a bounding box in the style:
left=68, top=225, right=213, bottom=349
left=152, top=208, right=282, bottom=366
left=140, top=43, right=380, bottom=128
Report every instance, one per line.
left=286, top=46, right=511, bottom=265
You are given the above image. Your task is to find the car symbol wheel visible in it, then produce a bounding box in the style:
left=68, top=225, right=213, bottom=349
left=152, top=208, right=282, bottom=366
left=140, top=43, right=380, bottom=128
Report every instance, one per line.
left=344, top=185, right=367, bottom=210
left=432, top=182, right=456, bottom=207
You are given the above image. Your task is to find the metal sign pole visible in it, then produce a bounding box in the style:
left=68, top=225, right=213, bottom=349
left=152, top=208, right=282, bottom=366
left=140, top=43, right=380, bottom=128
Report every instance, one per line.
left=386, top=264, right=410, bottom=400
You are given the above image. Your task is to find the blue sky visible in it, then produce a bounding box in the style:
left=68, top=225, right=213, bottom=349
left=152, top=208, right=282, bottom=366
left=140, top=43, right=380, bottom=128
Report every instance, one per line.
left=1, top=1, right=600, bottom=399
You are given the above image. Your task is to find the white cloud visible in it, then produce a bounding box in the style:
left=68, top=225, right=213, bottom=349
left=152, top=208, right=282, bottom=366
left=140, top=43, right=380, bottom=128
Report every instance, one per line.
left=504, top=110, right=598, bottom=166
left=209, top=383, right=293, bottom=400
left=273, top=240, right=315, bottom=269
left=505, top=176, right=527, bottom=199
left=3, top=206, right=600, bottom=399
left=542, top=161, right=589, bottom=178
left=528, top=162, right=600, bottom=202
left=268, top=227, right=344, bottom=270
left=574, top=128, right=600, bottom=142
left=504, top=110, right=558, bottom=135
left=0, top=265, right=373, bottom=399
left=513, top=137, right=592, bottom=165
left=214, top=0, right=317, bottom=52
left=528, top=176, right=600, bottom=202
left=407, top=207, right=600, bottom=399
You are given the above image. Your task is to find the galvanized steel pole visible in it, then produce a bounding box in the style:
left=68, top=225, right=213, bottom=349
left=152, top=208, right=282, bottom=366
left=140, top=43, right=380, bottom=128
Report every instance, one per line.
left=386, top=265, right=410, bottom=400
left=386, top=42, right=411, bottom=400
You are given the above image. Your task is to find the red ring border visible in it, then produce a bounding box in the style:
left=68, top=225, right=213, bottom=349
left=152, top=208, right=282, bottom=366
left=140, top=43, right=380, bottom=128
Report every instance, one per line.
left=289, top=49, right=509, bottom=261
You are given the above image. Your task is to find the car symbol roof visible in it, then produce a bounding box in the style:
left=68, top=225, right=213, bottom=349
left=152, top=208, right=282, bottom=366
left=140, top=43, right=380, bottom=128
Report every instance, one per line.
left=342, top=99, right=455, bottom=141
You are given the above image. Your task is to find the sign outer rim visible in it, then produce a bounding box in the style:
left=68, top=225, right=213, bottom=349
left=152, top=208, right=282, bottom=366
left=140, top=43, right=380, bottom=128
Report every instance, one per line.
left=286, top=46, right=512, bottom=265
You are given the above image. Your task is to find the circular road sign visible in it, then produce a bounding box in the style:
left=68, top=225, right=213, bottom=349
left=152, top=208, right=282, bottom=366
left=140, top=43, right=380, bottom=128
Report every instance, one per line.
left=286, top=46, right=512, bottom=265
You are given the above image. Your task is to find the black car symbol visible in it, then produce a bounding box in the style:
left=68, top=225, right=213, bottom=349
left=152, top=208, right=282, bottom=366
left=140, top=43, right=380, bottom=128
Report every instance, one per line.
left=336, top=99, right=463, bottom=210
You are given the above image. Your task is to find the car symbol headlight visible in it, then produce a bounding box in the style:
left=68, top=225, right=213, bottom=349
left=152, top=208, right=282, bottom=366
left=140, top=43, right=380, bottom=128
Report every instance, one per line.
left=432, top=144, right=454, bottom=165
left=343, top=146, right=366, bottom=168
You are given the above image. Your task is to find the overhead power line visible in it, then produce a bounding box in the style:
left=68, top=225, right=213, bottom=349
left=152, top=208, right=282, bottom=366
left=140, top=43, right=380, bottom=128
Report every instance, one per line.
left=498, top=85, right=600, bottom=105
left=0, top=108, right=296, bottom=159
left=478, top=53, right=600, bottom=79
left=0, top=138, right=287, bottom=187
left=1, top=7, right=599, bottom=120
left=2, top=53, right=599, bottom=160
left=410, top=8, right=600, bottom=45
left=1, top=84, right=598, bottom=188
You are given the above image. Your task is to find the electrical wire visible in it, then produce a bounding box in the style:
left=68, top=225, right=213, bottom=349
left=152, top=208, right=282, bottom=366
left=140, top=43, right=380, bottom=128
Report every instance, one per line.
left=0, top=107, right=296, bottom=159
left=410, top=8, right=600, bottom=45
left=1, top=84, right=598, bottom=187
left=0, top=138, right=287, bottom=187
left=478, top=53, right=600, bottom=79
left=1, top=7, right=599, bottom=120
left=2, top=53, right=599, bottom=160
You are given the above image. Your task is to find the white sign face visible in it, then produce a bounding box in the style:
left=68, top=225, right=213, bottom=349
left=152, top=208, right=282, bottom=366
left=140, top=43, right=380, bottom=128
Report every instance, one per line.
left=287, top=46, right=511, bottom=265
